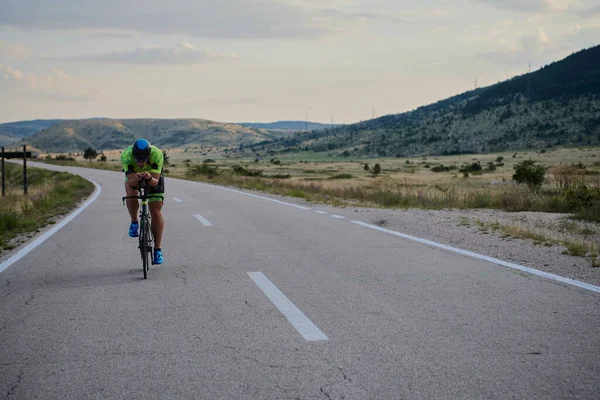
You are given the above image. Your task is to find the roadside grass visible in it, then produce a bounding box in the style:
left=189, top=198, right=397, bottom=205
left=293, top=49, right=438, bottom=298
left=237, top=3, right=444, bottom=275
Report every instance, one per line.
left=40, top=146, right=600, bottom=222
left=471, top=218, right=600, bottom=267
left=0, top=163, right=94, bottom=254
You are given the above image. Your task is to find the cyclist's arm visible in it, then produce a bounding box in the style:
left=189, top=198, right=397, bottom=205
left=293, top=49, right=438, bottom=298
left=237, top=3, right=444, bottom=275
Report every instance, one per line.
left=147, top=172, right=161, bottom=188
left=146, top=148, right=164, bottom=188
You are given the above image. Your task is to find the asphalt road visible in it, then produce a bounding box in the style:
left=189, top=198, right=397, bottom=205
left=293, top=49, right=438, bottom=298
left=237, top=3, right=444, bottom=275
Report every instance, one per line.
left=1, top=162, right=599, bottom=399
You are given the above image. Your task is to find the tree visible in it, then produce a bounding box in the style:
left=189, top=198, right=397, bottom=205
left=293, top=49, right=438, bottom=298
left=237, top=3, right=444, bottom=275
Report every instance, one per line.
left=83, top=147, right=98, bottom=163
left=364, top=163, right=370, bottom=171
left=513, top=160, right=547, bottom=193
left=162, top=149, right=170, bottom=165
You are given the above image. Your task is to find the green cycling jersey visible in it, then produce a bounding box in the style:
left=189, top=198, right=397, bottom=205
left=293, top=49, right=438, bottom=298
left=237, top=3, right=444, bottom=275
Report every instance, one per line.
left=121, top=145, right=164, bottom=175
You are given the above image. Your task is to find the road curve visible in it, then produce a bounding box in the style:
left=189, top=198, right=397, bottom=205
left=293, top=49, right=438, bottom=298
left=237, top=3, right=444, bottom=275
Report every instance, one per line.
left=1, top=162, right=599, bottom=399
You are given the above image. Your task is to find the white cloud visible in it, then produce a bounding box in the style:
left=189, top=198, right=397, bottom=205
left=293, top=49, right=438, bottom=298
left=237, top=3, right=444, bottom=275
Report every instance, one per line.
left=0, top=65, right=24, bottom=80
left=475, top=0, right=579, bottom=13
left=0, top=0, right=331, bottom=39
left=563, top=24, right=600, bottom=49
left=74, top=42, right=237, bottom=65
left=0, top=0, right=407, bottom=40
left=0, top=40, right=31, bottom=61
left=477, top=29, right=555, bottom=64
left=579, top=5, right=600, bottom=17
left=0, top=65, right=98, bottom=101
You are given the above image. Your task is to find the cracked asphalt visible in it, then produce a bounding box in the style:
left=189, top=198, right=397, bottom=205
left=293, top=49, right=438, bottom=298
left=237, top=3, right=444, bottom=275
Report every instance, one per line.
left=1, top=162, right=599, bottom=399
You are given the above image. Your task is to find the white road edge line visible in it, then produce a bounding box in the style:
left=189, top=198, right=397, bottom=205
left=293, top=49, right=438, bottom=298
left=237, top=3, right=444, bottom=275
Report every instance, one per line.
left=351, top=220, right=600, bottom=294
left=172, top=197, right=183, bottom=203
left=0, top=181, right=102, bottom=275
left=248, top=272, right=329, bottom=341
left=330, top=215, right=345, bottom=219
left=315, top=210, right=328, bottom=214
left=194, top=214, right=213, bottom=226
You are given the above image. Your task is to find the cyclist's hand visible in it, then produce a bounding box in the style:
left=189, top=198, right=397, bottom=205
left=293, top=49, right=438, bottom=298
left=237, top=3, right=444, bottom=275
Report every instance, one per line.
left=127, top=173, right=140, bottom=186
left=139, top=172, right=152, bottom=181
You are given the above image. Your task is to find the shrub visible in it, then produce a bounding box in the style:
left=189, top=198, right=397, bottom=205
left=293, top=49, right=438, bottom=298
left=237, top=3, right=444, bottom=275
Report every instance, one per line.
left=513, top=160, right=547, bottom=193
left=373, top=164, right=381, bottom=175
left=187, top=164, right=218, bottom=177
left=329, top=174, right=353, bottom=179
left=232, top=165, right=263, bottom=177
left=550, top=165, right=586, bottom=190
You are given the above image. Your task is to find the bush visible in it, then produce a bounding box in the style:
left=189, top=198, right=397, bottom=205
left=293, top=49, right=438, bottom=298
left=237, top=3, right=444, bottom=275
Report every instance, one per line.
left=373, top=164, right=381, bottom=175
left=232, top=165, right=263, bottom=177
left=329, top=174, right=354, bottom=179
left=513, top=160, right=547, bottom=193
left=187, top=164, right=218, bottom=177
left=55, top=155, right=76, bottom=161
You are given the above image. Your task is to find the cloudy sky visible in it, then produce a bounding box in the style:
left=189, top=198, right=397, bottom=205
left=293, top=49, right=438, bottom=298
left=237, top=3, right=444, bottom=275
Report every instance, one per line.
left=0, top=0, right=598, bottom=124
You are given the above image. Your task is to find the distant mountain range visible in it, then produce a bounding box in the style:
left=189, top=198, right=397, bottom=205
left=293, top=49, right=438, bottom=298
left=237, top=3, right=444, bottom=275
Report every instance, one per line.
left=4, top=45, right=600, bottom=156
left=238, top=121, right=336, bottom=131
left=20, top=118, right=292, bottom=153
left=0, top=118, right=322, bottom=152
left=0, top=119, right=66, bottom=147
left=253, top=44, right=600, bottom=156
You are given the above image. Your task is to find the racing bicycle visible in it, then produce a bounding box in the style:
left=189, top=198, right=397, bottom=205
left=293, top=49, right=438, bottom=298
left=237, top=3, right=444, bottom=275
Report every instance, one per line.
left=122, top=179, right=154, bottom=279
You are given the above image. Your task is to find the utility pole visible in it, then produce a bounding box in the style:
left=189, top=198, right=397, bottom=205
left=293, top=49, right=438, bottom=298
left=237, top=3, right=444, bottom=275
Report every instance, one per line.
left=23, top=145, right=27, bottom=195
left=1, top=146, right=5, bottom=197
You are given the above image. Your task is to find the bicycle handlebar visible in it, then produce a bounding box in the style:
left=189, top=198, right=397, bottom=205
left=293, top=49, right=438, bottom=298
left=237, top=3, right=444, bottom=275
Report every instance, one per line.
left=122, top=179, right=151, bottom=204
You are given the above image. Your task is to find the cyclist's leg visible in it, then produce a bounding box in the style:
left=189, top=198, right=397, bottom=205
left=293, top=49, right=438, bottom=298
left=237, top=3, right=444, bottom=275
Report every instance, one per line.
left=149, top=198, right=164, bottom=248
left=124, top=177, right=140, bottom=222
left=148, top=175, right=165, bottom=249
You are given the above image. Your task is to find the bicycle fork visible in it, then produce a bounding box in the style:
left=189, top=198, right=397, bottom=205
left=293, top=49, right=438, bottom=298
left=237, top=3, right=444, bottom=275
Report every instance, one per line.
left=140, top=199, right=154, bottom=264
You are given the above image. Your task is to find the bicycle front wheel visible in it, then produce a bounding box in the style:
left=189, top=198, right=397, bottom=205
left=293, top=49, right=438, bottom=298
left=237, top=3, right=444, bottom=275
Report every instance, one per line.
left=140, top=218, right=149, bottom=279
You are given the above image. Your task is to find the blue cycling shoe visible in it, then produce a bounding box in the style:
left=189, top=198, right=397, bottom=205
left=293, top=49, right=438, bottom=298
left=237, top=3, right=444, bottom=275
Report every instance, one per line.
left=153, top=249, right=163, bottom=265
left=128, top=222, right=139, bottom=237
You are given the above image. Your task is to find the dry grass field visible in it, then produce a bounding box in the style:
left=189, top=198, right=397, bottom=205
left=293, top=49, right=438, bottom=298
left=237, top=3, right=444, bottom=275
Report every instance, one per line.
left=29, top=145, right=600, bottom=265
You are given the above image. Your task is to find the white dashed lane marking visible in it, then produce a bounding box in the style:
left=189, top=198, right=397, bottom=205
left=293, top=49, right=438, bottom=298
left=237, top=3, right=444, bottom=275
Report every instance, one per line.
left=194, top=214, right=212, bottom=226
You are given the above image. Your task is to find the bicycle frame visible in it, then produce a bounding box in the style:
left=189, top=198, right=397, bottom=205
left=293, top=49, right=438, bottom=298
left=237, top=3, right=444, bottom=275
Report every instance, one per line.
left=122, top=179, right=154, bottom=279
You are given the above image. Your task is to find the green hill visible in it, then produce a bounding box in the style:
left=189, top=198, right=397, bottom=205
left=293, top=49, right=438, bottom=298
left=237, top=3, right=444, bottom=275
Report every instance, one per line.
left=238, top=121, right=335, bottom=131
left=254, top=45, right=600, bottom=157
left=0, top=119, right=65, bottom=146
left=24, top=118, right=284, bottom=153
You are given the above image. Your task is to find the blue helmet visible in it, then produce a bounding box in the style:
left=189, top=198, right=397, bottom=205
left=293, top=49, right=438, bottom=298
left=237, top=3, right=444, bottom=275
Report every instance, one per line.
left=132, top=139, right=151, bottom=161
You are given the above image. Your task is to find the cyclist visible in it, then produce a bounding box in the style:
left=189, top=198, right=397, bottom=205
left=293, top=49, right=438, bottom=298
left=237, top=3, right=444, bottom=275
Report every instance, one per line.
left=121, top=138, right=165, bottom=265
